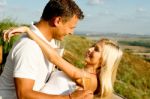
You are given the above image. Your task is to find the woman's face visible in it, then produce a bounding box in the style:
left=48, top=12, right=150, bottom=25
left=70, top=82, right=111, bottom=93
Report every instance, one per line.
left=85, top=43, right=102, bottom=65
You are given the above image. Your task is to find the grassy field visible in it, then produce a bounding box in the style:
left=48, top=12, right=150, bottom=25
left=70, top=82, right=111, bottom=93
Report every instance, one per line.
left=85, top=35, right=150, bottom=63
left=0, top=20, right=150, bottom=99
left=62, top=35, right=150, bottom=99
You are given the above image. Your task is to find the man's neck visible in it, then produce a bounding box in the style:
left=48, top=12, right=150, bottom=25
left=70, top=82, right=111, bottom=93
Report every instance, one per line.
left=35, top=20, right=53, bottom=41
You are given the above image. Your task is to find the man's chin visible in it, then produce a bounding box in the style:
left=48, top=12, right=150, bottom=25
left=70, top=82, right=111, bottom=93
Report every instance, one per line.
left=60, top=36, right=65, bottom=40
left=59, top=37, right=64, bottom=41
left=55, top=37, right=64, bottom=41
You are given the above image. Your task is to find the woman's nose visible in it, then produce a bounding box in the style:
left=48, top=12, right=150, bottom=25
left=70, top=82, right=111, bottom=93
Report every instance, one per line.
left=88, top=47, right=94, bottom=53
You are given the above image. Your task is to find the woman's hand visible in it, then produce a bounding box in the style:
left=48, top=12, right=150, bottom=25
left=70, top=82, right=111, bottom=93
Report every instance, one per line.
left=3, top=26, right=29, bottom=42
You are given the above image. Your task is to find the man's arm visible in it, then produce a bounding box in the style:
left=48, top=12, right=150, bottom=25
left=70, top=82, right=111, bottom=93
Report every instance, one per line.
left=14, top=78, right=68, bottom=99
left=14, top=78, right=93, bottom=99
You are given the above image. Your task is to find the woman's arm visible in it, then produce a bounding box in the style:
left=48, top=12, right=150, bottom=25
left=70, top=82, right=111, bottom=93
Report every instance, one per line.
left=4, top=26, right=85, bottom=80
left=3, top=27, right=94, bottom=98
left=3, top=27, right=27, bottom=42
left=26, top=27, right=84, bottom=80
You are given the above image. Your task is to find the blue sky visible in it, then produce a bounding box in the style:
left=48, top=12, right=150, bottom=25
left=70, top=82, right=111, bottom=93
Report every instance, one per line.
left=0, top=0, right=150, bottom=35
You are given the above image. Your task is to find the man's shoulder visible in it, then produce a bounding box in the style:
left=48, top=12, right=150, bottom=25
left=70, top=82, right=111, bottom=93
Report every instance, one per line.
left=11, top=36, right=41, bottom=55
left=15, top=36, right=40, bottom=49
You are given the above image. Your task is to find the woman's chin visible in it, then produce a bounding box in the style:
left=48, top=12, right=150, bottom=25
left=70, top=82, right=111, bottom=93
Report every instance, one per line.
left=85, top=58, right=88, bottom=62
left=85, top=59, right=91, bottom=65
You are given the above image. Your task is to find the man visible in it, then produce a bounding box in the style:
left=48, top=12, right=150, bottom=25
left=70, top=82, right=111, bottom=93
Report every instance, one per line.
left=0, top=0, right=93, bottom=99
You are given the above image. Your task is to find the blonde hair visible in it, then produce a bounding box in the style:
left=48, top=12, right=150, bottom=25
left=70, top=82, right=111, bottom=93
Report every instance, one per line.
left=95, top=38, right=123, bottom=98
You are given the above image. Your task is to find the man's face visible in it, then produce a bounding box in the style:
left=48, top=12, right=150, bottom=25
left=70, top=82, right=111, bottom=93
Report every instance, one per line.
left=54, top=15, right=79, bottom=40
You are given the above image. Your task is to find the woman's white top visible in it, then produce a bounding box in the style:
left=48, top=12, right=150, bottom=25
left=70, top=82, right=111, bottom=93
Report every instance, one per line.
left=40, top=70, right=76, bottom=95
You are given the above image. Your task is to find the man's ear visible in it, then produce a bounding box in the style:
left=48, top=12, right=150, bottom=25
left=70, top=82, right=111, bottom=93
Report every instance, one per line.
left=54, top=17, right=62, bottom=27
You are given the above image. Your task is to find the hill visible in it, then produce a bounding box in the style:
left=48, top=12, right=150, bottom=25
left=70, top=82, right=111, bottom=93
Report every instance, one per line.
left=62, top=35, right=150, bottom=99
left=0, top=20, right=150, bottom=99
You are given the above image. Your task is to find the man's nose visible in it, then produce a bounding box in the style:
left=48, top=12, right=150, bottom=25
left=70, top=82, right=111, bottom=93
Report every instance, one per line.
left=68, top=32, right=72, bottom=35
left=69, top=29, right=74, bottom=35
left=68, top=32, right=74, bottom=35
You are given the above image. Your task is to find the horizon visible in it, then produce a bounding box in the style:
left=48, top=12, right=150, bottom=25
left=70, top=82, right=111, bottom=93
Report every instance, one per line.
left=75, top=31, right=150, bottom=36
left=0, top=0, right=150, bottom=35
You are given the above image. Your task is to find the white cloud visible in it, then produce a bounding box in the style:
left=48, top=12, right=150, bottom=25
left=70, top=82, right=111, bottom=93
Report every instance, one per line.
left=88, top=0, right=104, bottom=5
left=0, top=8, right=4, bottom=12
left=134, top=7, right=149, bottom=20
left=98, top=10, right=114, bottom=17
left=0, top=0, right=7, bottom=7
left=86, top=14, right=92, bottom=17
left=102, top=10, right=111, bottom=15
left=0, top=0, right=7, bottom=13
left=136, top=7, right=146, bottom=13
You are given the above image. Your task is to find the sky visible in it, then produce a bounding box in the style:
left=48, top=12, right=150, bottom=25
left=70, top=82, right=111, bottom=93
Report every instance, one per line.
left=0, top=0, right=150, bottom=35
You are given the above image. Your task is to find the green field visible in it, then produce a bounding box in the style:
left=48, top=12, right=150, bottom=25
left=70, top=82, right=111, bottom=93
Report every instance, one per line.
left=62, top=35, right=150, bottom=99
left=0, top=20, right=150, bottom=99
left=85, top=34, right=150, bottom=63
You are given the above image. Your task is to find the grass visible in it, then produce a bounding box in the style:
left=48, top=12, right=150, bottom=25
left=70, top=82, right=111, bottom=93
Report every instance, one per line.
left=62, top=35, right=94, bottom=68
left=119, top=40, right=150, bottom=48
left=62, top=35, right=150, bottom=99
left=115, top=52, right=150, bottom=99
left=0, top=19, right=20, bottom=65
left=0, top=20, right=150, bottom=99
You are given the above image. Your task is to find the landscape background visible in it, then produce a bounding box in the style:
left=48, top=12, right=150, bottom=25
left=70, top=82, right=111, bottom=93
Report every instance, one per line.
left=0, top=20, right=150, bottom=99
left=0, top=0, right=150, bottom=99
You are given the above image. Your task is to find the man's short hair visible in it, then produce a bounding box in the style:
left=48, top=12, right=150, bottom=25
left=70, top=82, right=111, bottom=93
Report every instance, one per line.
left=41, top=0, right=84, bottom=22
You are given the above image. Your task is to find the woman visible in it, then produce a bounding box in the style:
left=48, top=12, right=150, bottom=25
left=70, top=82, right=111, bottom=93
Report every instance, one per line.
left=4, top=27, right=123, bottom=98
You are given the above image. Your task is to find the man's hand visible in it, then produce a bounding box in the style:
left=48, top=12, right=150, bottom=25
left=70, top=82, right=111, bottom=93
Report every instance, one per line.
left=71, top=90, right=93, bottom=99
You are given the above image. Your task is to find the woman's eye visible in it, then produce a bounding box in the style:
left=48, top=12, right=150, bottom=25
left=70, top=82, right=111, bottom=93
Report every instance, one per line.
left=94, top=47, right=99, bottom=52
left=91, top=44, right=96, bottom=47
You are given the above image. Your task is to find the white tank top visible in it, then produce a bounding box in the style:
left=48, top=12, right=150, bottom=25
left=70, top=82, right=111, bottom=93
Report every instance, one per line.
left=40, top=70, right=76, bottom=95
